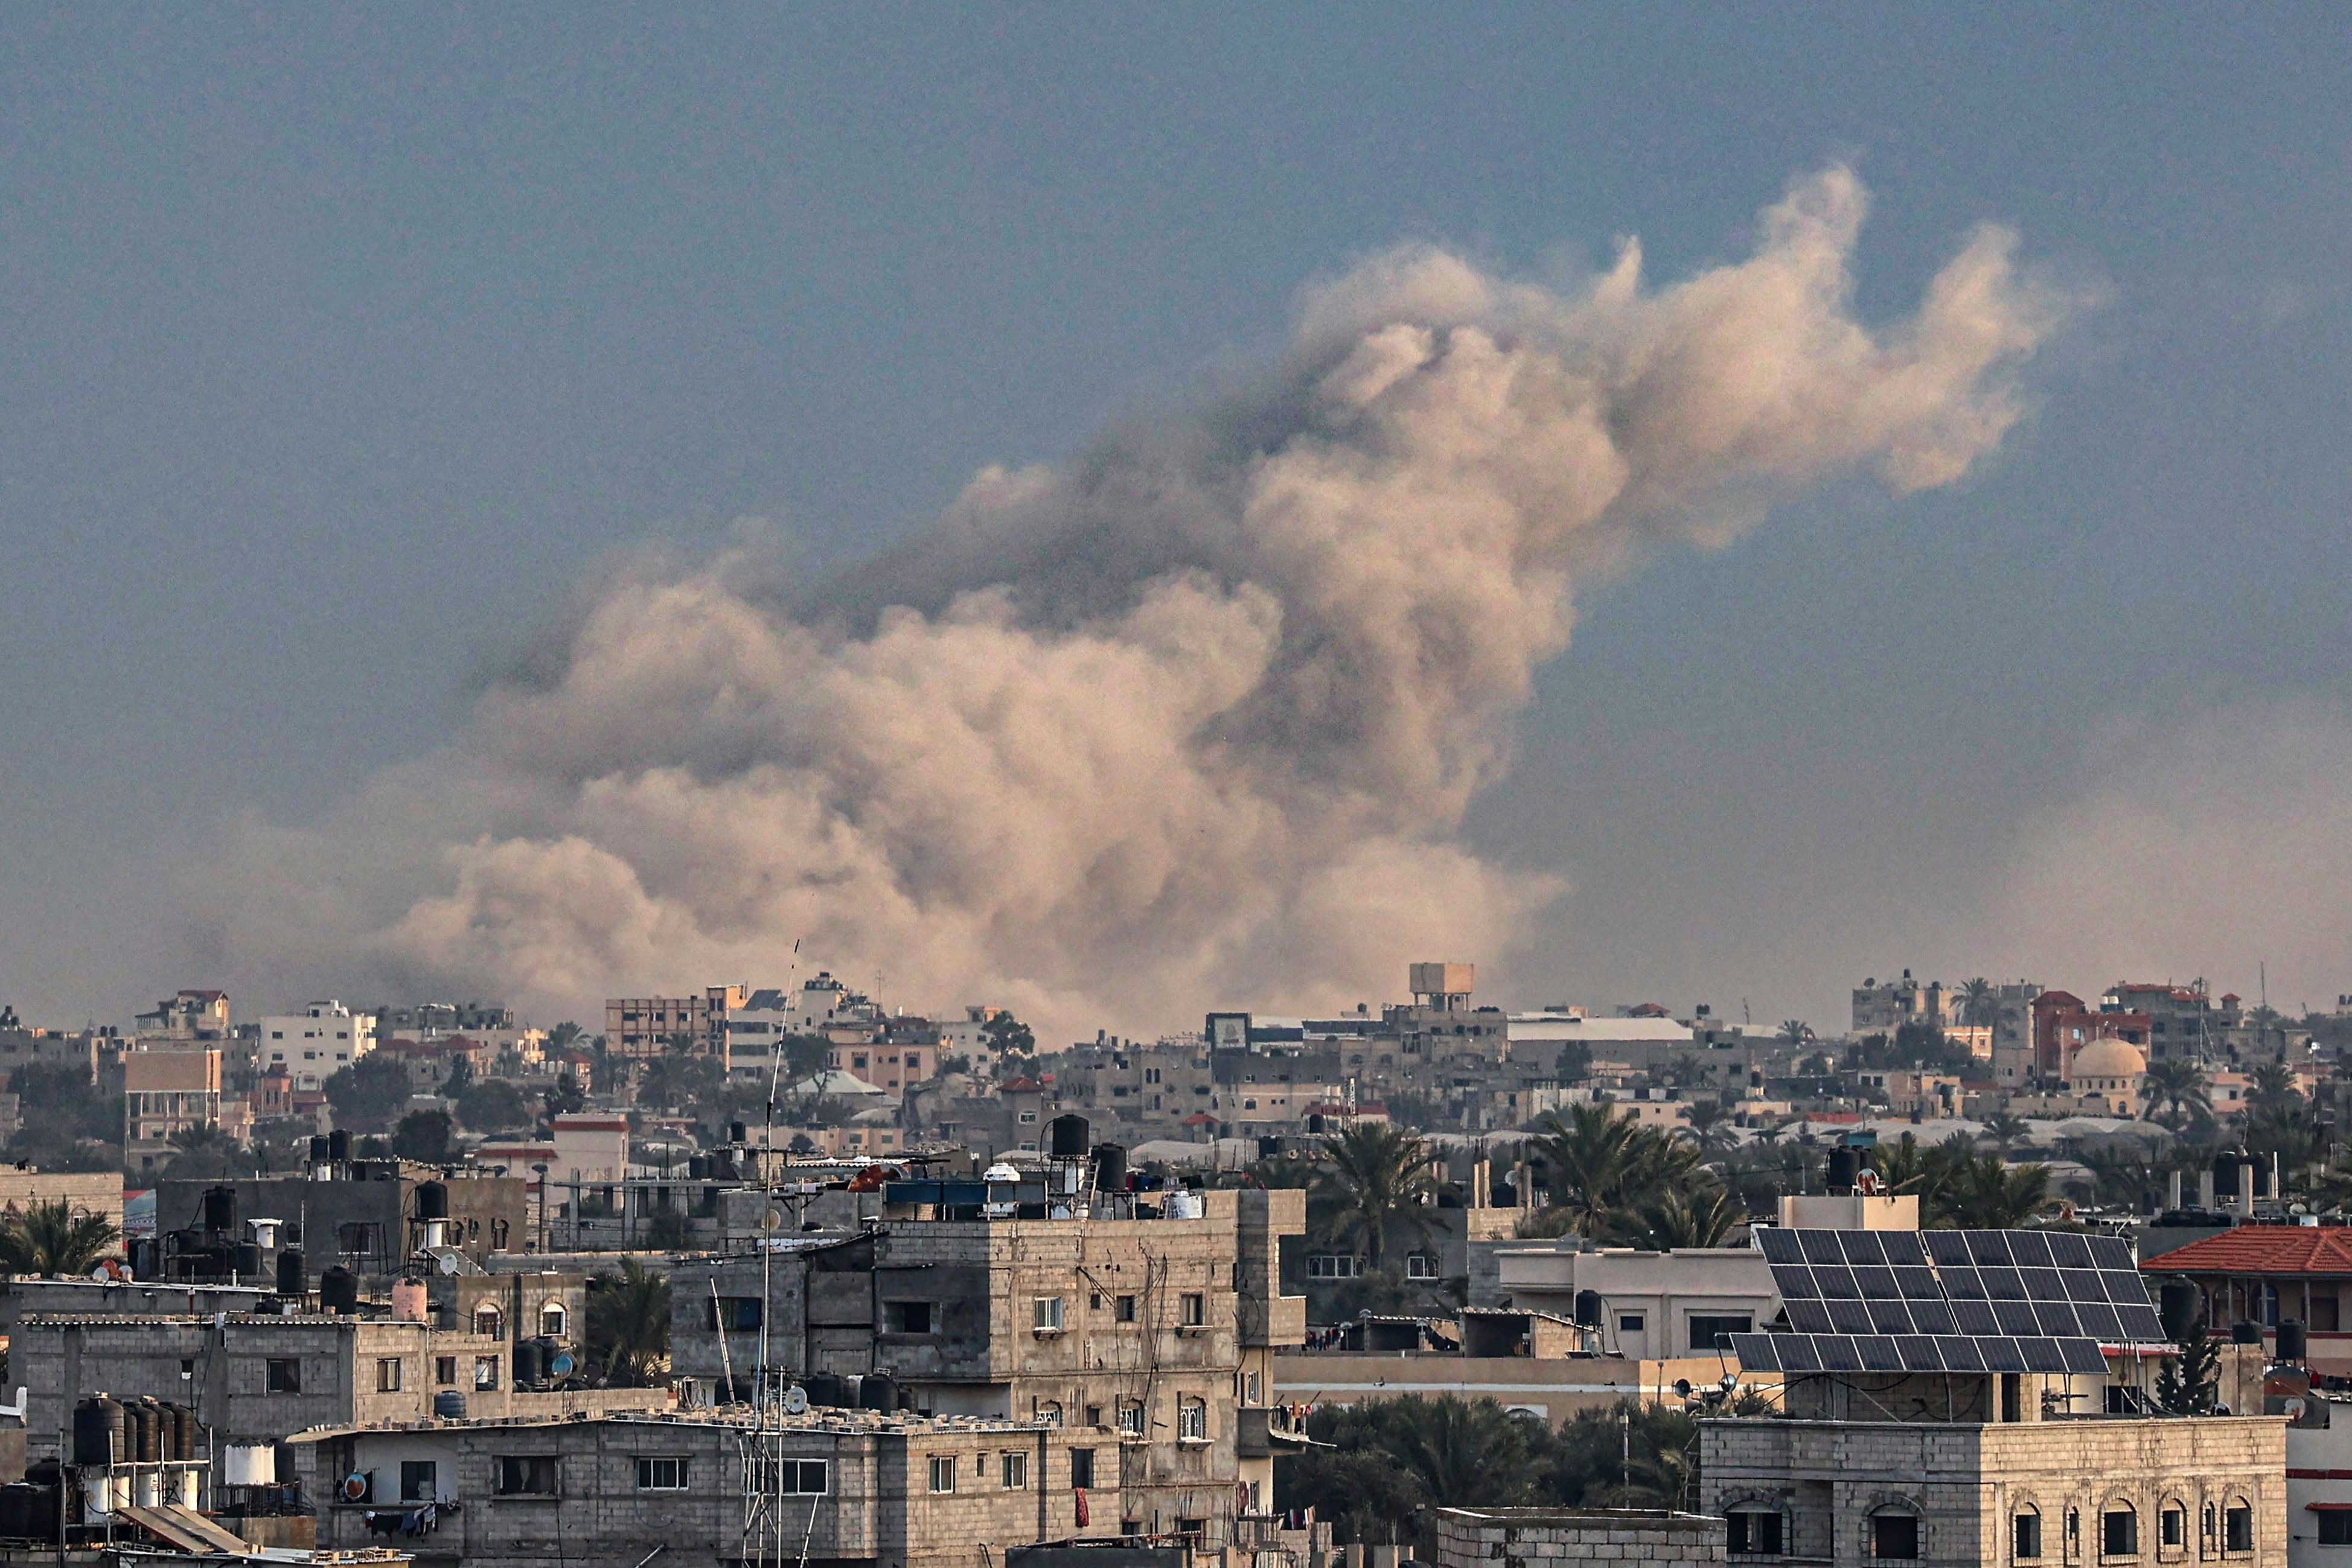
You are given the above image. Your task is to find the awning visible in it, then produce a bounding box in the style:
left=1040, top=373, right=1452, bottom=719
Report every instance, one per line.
left=2305, top=1503, right=2352, bottom=1513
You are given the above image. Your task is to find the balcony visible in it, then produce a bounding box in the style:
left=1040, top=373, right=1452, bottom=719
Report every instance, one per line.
left=1235, top=1404, right=1314, bottom=1459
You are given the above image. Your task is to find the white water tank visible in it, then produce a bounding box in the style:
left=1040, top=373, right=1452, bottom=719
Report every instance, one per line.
left=1164, top=1190, right=1201, bottom=1220
left=221, top=1445, right=276, bottom=1486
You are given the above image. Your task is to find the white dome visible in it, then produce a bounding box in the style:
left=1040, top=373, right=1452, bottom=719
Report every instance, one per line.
left=2068, top=1038, right=2147, bottom=1081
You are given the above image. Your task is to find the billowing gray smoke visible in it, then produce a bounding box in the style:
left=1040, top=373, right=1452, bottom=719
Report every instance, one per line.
left=203, top=169, right=2072, bottom=1038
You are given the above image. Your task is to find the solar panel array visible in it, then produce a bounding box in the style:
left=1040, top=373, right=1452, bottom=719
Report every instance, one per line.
left=1723, top=1229, right=2162, bottom=1378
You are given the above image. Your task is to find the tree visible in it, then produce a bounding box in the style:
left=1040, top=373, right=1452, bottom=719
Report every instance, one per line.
left=543, top=1072, right=586, bottom=1120
left=456, top=1079, right=532, bottom=1133
left=325, top=1054, right=414, bottom=1129
left=1316, top=1123, right=1437, bottom=1267
left=547, top=1021, right=584, bottom=1054
left=638, top=1054, right=725, bottom=1114
left=442, top=1054, right=475, bottom=1097
left=1527, top=1104, right=1701, bottom=1242
left=982, top=1013, right=1037, bottom=1061
left=1638, top=1184, right=1745, bottom=1249
left=781, top=1034, right=834, bottom=1084
left=161, top=1126, right=253, bottom=1181
left=0, top=1199, right=120, bottom=1276
left=2145, top=1059, right=2212, bottom=1129
left=1958, top=978, right=1997, bottom=1027
left=390, top=1110, right=455, bottom=1164
left=1553, top=1041, right=1594, bottom=1085
left=1930, top=1149, right=2055, bottom=1229
left=1679, top=1100, right=1736, bottom=1156
left=2155, top=1310, right=2220, bottom=1414
left=586, top=1258, right=672, bottom=1386
left=1777, top=1020, right=1813, bottom=1048
left=1979, top=1112, right=2031, bottom=1155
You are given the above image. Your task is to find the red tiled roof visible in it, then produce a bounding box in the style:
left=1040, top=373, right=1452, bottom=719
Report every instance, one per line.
left=2143, top=1228, right=2352, bottom=1276
left=1182, top=1113, right=1219, bottom=1126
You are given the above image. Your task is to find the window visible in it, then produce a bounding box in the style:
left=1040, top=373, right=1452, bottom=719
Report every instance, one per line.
left=1405, top=1254, right=1439, bottom=1281
left=377, top=1357, right=404, bottom=1392
left=928, top=1456, right=957, bottom=1493
left=540, top=1302, right=567, bottom=1337
left=1178, top=1398, right=1207, bottom=1441
left=2103, top=1508, right=2137, bottom=1558
left=496, top=1456, right=559, bottom=1496
left=708, top=1296, right=762, bottom=1331
left=1071, top=1448, right=1096, bottom=1490
left=400, top=1461, right=438, bottom=1502
left=2318, top=1512, right=2352, bottom=1547
left=1117, top=1401, right=1145, bottom=1436
left=266, top=1359, right=301, bottom=1394
left=889, top=1301, right=935, bottom=1334
left=1002, top=1452, right=1027, bottom=1489
left=636, top=1458, right=689, bottom=1491
left=2161, top=1507, right=2184, bottom=1549
left=1730, top=1511, right=1785, bottom=1555
left=1034, top=1297, right=1066, bottom=1331
left=1307, top=1255, right=1366, bottom=1280
left=2069, top=1509, right=2083, bottom=1563
left=1181, top=1293, right=1205, bottom=1327
left=2016, top=1512, right=2043, bottom=1561
left=1872, top=1514, right=1920, bottom=1561
left=474, top=1305, right=505, bottom=1340
left=1618, top=1312, right=1646, bottom=1335
left=1689, top=1314, right=1755, bottom=1353
left=475, top=1356, right=500, bottom=1391
left=1084, top=1404, right=1104, bottom=1427
left=436, top=1357, right=458, bottom=1386
left=2225, top=1505, right=2252, bottom=1554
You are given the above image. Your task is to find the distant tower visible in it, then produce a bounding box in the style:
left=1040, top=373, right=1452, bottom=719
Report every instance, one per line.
left=1408, top=962, right=1475, bottom=1014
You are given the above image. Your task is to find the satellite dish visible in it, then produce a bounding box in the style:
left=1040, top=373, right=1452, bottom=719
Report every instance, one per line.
left=782, top=1385, right=810, bottom=1415
left=342, top=1473, right=370, bottom=1502
left=548, top=1351, right=576, bottom=1378
left=761, top=1207, right=786, bottom=1231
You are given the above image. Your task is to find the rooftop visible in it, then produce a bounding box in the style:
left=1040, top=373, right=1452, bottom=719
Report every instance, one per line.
left=287, top=1407, right=1061, bottom=1444
left=2140, top=1225, right=2352, bottom=1276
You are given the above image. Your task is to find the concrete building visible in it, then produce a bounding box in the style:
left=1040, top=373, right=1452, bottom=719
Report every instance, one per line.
left=668, top=1185, right=1307, bottom=1539
left=1491, top=1246, right=1777, bottom=1360
left=256, top=1002, right=375, bottom=1092
left=2143, top=1228, right=2352, bottom=1375
left=1702, top=1415, right=2283, bottom=1568
left=16, top=1310, right=671, bottom=1460
left=153, top=1162, right=526, bottom=1276
left=604, top=986, right=745, bottom=1061
left=124, top=1048, right=226, bottom=1171
left=0, top=1170, right=126, bottom=1234
left=2104, top=983, right=2223, bottom=1063
left=2062, top=1038, right=2148, bottom=1117
left=1435, top=1508, right=1725, bottom=1568
left=292, top=1407, right=1162, bottom=1568
left=133, top=990, right=231, bottom=1042
left=1852, top=973, right=1956, bottom=1036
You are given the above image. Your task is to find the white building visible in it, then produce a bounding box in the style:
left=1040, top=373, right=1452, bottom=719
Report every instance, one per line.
left=256, top=1000, right=375, bottom=1091
left=1493, top=1244, right=1778, bottom=1360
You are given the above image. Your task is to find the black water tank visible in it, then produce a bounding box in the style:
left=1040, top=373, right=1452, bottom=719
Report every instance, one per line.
left=1574, top=1289, right=1603, bottom=1328
left=1826, top=1147, right=1859, bottom=1192
left=234, top=1242, right=263, bottom=1278
left=171, top=1403, right=195, bottom=1461
left=802, top=1372, right=849, bottom=1407
left=72, top=1398, right=119, bottom=1467
left=2254, top=1160, right=2274, bottom=1199
left=328, top=1128, right=351, bottom=1163
left=2213, top=1149, right=2244, bottom=1191
left=513, top=1339, right=545, bottom=1386
left=859, top=1372, right=896, bottom=1411
left=433, top=1391, right=468, bottom=1420
left=1092, top=1143, right=1127, bottom=1193
left=2232, top=1320, right=2265, bottom=1345
left=130, top=1401, right=159, bottom=1463
left=2279, top=1319, right=2309, bottom=1362
left=729, top=1121, right=747, bottom=1145
left=1047, top=1115, right=1090, bottom=1160
left=276, top=1247, right=307, bottom=1298
left=310, top=1135, right=331, bottom=1165
left=2159, top=1279, right=2200, bottom=1342
left=688, top=1155, right=708, bottom=1180
left=320, top=1265, right=360, bottom=1315
left=0, top=1481, right=55, bottom=1541
left=202, top=1185, right=237, bottom=1234
left=415, top=1181, right=449, bottom=1220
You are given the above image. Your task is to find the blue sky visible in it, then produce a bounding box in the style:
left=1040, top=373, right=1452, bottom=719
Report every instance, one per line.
left=3, top=8, right=2347, bottom=1027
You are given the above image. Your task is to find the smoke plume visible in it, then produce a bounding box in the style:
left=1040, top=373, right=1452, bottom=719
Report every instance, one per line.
left=200, top=168, right=2073, bottom=1038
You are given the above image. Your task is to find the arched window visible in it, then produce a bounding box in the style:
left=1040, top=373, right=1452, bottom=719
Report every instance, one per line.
left=2101, top=1503, right=2138, bottom=1558
left=1730, top=1505, right=1786, bottom=1557
left=540, top=1301, right=567, bottom=1337
left=2015, top=1506, right=2044, bottom=1562
left=2159, top=1502, right=2185, bottom=1553
left=474, top=1304, right=505, bottom=1340
left=1870, top=1510, right=1921, bottom=1561
left=2223, top=1499, right=2253, bottom=1554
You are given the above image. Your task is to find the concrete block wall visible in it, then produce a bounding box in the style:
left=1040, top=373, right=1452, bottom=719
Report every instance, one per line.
left=1434, top=1508, right=1725, bottom=1568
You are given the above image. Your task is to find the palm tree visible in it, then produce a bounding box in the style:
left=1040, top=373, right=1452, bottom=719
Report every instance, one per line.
left=1529, top=1104, right=1645, bottom=1240
left=1317, top=1123, right=1437, bottom=1268
left=1958, top=978, right=1996, bottom=1028
left=2144, top=1059, right=2211, bottom=1129
left=1373, top=1396, right=1544, bottom=1511
left=162, top=1125, right=252, bottom=1181
left=1870, top=1132, right=1936, bottom=1194
left=0, top=1200, right=120, bottom=1276
left=1979, top=1111, right=2031, bottom=1155
left=586, top=1258, right=672, bottom=1386
left=1931, top=1149, right=2055, bottom=1229
left=1679, top=1099, right=1736, bottom=1156
left=1640, top=1183, right=1745, bottom=1249
left=1777, top=1020, right=1813, bottom=1049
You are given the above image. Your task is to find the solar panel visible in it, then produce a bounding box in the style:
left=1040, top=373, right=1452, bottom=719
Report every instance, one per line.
left=1894, top=1334, right=1941, bottom=1370
left=1868, top=1301, right=1916, bottom=1334
left=1816, top=1336, right=1864, bottom=1371
left=1771, top=1263, right=1816, bottom=1298
left=2102, top=1270, right=2154, bottom=1305
left=1966, top=1231, right=2014, bottom=1266
left=2061, top=1269, right=2109, bottom=1303
left=1779, top=1335, right=1823, bottom=1371
left=1982, top=1266, right=2027, bottom=1300
left=2033, top=1302, right=2082, bottom=1337
left=1827, top=1299, right=1875, bottom=1334
left=1882, top=1232, right=1931, bottom=1267
left=1925, top=1231, right=1972, bottom=1266
left=1758, top=1229, right=1804, bottom=1264
left=2060, top=1339, right=2112, bottom=1375
left=1942, top=1266, right=1987, bottom=1299
left=1799, top=1231, right=1847, bottom=1264
left=1893, top=1264, right=1940, bottom=1299
left=2076, top=1302, right=2123, bottom=1340
left=2009, top=1231, right=2055, bottom=1268
left=2088, top=1235, right=2136, bottom=1271
left=2019, top=1337, right=2069, bottom=1374
left=1855, top=1265, right=1900, bottom=1299
left=1857, top=1335, right=1905, bottom=1371
left=1993, top=1302, right=2041, bottom=1335
left=1933, top=1334, right=1986, bottom=1371
left=2116, top=1305, right=2167, bottom=1342
left=1909, top=1299, right=1959, bottom=1336
left=2048, top=1232, right=2095, bottom=1269
left=1839, top=1231, right=1888, bottom=1265
left=1814, top=1264, right=1861, bottom=1298
left=1729, top=1333, right=1782, bottom=1371
left=1787, top=1299, right=1835, bottom=1333
left=1980, top=1337, right=2029, bottom=1372
left=2020, top=1267, right=2064, bottom=1301
left=1952, top=1301, right=2001, bottom=1336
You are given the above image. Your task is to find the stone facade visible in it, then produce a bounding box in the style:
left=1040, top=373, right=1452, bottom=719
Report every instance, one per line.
left=153, top=1166, right=526, bottom=1273
left=670, top=1188, right=1306, bottom=1540
left=296, top=1409, right=1097, bottom=1568
left=1701, top=1416, right=2286, bottom=1568
left=1434, top=1508, right=1726, bottom=1568
left=16, top=1313, right=669, bottom=1457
